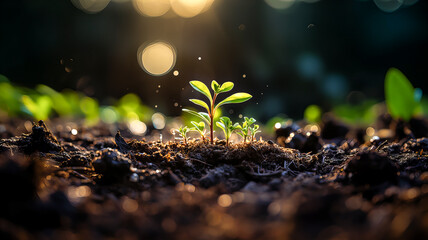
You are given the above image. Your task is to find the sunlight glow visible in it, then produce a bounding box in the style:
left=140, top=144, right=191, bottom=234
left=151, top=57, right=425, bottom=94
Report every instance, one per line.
left=138, top=42, right=176, bottom=76
left=170, top=0, right=213, bottom=18
left=133, top=0, right=171, bottom=17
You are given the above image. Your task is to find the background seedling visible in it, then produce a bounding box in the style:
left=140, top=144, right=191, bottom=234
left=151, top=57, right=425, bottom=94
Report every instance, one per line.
left=249, top=124, right=261, bottom=142
left=190, top=121, right=208, bottom=141
left=183, top=80, right=252, bottom=144
left=173, top=126, right=191, bottom=144
left=216, top=117, right=240, bottom=146
left=385, top=68, right=421, bottom=121
left=237, top=117, right=257, bottom=143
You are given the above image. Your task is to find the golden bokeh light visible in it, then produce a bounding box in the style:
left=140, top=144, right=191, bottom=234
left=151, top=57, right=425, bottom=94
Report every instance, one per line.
left=128, top=120, right=147, bottom=135
left=71, top=0, right=111, bottom=14
left=137, top=41, right=176, bottom=76
left=170, top=0, right=212, bottom=18
left=217, top=194, right=232, bottom=207
left=132, top=0, right=171, bottom=17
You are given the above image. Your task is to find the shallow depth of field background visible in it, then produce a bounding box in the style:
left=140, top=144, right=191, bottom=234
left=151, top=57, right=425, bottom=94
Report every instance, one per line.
left=0, top=0, right=427, bottom=122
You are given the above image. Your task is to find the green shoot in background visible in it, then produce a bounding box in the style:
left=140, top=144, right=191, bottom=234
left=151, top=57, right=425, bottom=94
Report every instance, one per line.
left=174, top=126, right=191, bottom=144
left=385, top=68, right=421, bottom=121
left=216, top=117, right=240, bottom=146
left=237, top=117, right=257, bottom=143
left=190, top=121, right=207, bottom=141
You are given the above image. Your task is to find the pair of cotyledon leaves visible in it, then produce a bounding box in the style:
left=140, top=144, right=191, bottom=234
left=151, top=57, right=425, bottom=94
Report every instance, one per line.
left=183, top=80, right=252, bottom=125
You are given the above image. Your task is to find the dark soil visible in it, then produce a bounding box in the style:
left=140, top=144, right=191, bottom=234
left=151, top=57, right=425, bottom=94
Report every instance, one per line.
left=1, top=120, right=428, bottom=240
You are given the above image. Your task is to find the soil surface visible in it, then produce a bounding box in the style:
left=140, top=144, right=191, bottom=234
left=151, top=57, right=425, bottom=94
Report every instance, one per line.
left=1, top=120, right=428, bottom=240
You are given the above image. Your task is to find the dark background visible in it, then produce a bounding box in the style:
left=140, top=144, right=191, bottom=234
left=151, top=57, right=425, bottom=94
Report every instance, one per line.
left=0, top=0, right=427, bottom=121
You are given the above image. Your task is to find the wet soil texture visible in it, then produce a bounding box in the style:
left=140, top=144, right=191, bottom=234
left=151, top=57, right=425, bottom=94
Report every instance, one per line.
left=1, top=120, right=428, bottom=240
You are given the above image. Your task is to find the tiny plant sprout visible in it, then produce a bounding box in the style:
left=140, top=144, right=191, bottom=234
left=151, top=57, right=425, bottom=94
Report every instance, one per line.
left=190, top=121, right=207, bottom=141
left=216, top=117, right=240, bottom=147
left=182, top=80, right=252, bottom=144
left=174, top=126, right=191, bottom=144
left=248, top=124, right=261, bottom=142
left=237, top=117, right=257, bottom=143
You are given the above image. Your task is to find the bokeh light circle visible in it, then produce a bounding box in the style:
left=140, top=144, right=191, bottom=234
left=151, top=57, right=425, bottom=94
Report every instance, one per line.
left=137, top=41, right=176, bottom=76
left=71, top=0, right=111, bottom=14
left=170, top=0, right=210, bottom=18
left=265, top=0, right=295, bottom=10
left=132, top=0, right=171, bottom=17
left=373, top=0, right=403, bottom=12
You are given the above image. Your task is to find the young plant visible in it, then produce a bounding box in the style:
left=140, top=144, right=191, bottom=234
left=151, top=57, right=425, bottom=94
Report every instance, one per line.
left=190, top=121, right=208, bottom=141
left=173, top=126, right=191, bottom=144
left=248, top=124, right=261, bottom=142
left=385, top=68, right=421, bottom=121
left=182, top=80, right=252, bottom=144
left=216, top=117, right=240, bottom=146
left=237, top=117, right=257, bottom=143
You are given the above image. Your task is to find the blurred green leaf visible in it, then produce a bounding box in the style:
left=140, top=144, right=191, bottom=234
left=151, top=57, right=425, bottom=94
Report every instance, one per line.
left=304, top=105, right=322, bottom=123
left=385, top=68, right=419, bottom=121
left=80, top=96, right=99, bottom=125
left=21, top=95, right=52, bottom=120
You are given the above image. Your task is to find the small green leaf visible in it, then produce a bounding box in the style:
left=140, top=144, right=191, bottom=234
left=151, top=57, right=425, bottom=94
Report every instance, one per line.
left=189, top=99, right=210, bottom=113
left=211, top=80, right=220, bottom=93
left=216, top=121, right=225, bottom=131
left=182, top=108, right=211, bottom=125
left=219, top=82, right=234, bottom=93
left=191, top=121, right=205, bottom=131
left=304, top=105, right=322, bottom=123
left=190, top=80, right=212, bottom=103
left=385, top=68, right=417, bottom=121
left=215, top=92, right=252, bottom=109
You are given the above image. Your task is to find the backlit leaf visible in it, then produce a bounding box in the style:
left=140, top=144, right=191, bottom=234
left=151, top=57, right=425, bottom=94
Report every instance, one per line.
left=189, top=99, right=210, bottom=113
left=215, top=92, right=252, bottom=109
left=219, top=82, right=234, bottom=93
left=385, top=68, right=417, bottom=121
left=190, top=80, right=212, bottom=103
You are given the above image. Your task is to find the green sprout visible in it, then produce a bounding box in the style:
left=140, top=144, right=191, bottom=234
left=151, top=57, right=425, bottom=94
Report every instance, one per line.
left=182, top=80, right=252, bottom=144
left=216, top=117, right=240, bottom=146
left=385, top=68, right=421, bottom=121
left=248, top=124, right=261, bottom=142
left=190, top=121, right=208, bottom=141
left=304, top=104, right=322, bottom=123
left=21, top=95, right=52, bottom=120
left=173, top=126, right=191, bottom=144
left=237, top=117, right=257, bottom=143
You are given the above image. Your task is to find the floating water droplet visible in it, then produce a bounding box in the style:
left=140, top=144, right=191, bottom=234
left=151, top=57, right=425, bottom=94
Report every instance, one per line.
left=198, top=57, right=202, bottom=60
left=238, top=114, right=243, bottom=119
